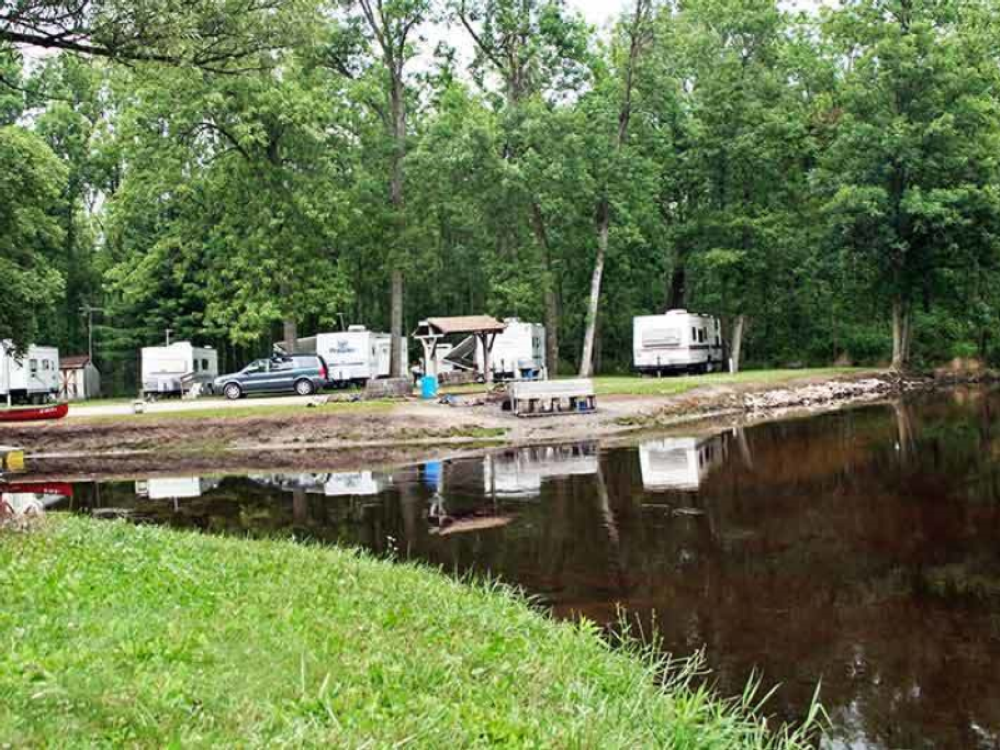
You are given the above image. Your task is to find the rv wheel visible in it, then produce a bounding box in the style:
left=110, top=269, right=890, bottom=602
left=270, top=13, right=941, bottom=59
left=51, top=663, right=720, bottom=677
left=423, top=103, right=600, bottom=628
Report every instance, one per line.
left=224, top=383, right=243, bottom=400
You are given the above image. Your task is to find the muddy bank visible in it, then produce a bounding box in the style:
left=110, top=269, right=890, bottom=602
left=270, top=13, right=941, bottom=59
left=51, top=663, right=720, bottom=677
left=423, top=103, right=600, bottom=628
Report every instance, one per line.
left=3, top=370, right=992, bottom=481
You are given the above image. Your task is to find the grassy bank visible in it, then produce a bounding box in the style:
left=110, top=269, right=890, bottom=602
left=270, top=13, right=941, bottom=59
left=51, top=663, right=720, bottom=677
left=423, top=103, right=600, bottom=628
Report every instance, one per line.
left=593, top=368, right=873, bottom=397
left=72, top=399, right=398, bottom=424
left=0, top=518, right=818, bottom=747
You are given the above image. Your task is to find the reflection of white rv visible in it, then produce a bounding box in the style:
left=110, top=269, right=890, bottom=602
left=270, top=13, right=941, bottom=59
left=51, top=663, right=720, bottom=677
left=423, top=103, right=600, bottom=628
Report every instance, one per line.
left=445, top=319, right=546, bottom=381
left=1, top=341, right=60, bottom=404
left=135, top=477, right=220, bottom=500
left=633, top=310, right=724, bottom=375
left=298, top=327, right=407, bottom=386
left=639, top=436, right=727, bottom=492
left=141, top=342, right=219, bottom=397
left=251, top=471, right=389, bottom=497
left=484, top=443, right=598, bottom=498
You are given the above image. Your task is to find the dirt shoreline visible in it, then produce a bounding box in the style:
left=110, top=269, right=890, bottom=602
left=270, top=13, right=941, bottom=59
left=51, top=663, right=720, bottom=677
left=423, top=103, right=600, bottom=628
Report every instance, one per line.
left=3, top=370, right=994, bottom=482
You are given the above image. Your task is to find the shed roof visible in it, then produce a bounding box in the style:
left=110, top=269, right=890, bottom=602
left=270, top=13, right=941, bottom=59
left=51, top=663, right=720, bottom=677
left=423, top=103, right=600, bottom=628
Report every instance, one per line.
left=60, top=355, right=93, bottom=370
left=416, top=316, right=506, bottom=337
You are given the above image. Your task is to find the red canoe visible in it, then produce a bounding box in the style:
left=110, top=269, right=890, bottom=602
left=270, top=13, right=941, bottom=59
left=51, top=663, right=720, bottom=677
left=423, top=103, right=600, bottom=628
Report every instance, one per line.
left=0, top=402, right=69, bottom=423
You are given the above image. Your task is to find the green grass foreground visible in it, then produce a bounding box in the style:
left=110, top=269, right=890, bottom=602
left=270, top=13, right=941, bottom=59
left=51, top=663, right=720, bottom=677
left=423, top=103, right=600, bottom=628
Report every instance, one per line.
left=0, top=518, right=821, bottom=748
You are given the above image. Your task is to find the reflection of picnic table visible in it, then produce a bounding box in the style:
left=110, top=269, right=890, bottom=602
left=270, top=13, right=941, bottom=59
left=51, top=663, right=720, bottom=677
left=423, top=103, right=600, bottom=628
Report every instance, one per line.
left=508, top=379, right=596, bottom=418
left=430, top=515, right=513, bottom=536
left=427, top=492, right=512, bottom=536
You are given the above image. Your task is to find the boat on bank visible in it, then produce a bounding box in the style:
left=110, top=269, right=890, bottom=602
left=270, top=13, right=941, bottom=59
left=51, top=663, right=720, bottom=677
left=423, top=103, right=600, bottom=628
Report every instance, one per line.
left=0, top=402, right=69, bottom=423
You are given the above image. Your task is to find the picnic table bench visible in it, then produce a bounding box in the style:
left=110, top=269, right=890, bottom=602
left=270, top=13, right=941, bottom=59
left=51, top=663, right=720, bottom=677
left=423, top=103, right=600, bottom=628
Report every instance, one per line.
left=508, top=379, right=596, bottom=418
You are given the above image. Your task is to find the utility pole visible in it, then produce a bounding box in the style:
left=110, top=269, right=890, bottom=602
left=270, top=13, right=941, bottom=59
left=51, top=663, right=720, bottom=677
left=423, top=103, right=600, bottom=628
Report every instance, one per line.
left=79, top=305, right=105, bottom=362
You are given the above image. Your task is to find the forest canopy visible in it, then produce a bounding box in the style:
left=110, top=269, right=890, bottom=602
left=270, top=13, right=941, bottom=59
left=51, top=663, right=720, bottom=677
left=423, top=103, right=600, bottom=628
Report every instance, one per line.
left=3, top=0, right=1000, bottom=390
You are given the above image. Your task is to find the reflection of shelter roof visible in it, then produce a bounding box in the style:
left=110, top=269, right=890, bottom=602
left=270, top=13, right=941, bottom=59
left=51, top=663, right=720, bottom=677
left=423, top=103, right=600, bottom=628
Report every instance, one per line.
left=485, top=444, right=599, bottom=498
left=414, top=316, right=506, bottom=337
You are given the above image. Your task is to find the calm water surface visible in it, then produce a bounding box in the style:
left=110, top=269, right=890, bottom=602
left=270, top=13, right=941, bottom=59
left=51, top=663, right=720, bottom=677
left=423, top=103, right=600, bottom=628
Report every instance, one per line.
left=10, top=387, right=1000, bottom=748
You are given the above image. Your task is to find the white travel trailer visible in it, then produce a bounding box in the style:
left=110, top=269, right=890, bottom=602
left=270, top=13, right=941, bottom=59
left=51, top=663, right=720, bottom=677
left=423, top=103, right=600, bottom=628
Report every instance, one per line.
left=0, top=341, right=60, bottom=404
left=639, top=435, right=728, bottom=492
left=141, top=342, right=218, bottom=398
left=298, top=327, right=407, bottom=386
left=445, top=319, right=546, bottom=381
left=633, top=310, right=724, bottom=375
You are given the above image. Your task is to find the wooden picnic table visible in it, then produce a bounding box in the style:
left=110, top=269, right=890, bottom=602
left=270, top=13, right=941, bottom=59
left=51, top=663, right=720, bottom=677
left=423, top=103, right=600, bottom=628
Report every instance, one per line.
left=507, top=379, right=596, bottom=418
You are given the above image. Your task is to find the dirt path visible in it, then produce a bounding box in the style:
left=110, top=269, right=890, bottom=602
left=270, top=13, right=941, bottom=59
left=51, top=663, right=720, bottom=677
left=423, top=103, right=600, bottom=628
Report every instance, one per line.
left=1, top=370, right=988, bottom=481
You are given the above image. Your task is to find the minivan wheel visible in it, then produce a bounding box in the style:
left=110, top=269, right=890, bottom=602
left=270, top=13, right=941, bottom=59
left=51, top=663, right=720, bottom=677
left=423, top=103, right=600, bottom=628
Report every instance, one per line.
left=295, top=379, right=315, bottom=396
left=224, top=383, right=243, bottom=400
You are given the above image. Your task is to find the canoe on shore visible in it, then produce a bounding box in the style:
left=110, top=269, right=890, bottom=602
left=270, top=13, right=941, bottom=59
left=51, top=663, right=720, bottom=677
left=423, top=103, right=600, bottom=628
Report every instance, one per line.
left=0, top=402, right=69, bottom=423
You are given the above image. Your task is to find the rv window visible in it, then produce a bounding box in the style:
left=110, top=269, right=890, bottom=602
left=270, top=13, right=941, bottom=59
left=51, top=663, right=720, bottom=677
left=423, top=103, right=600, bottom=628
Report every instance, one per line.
left=30, top=359, right=38, bottom=373
left=691, top=328, right=697, bottom=340
left=42, top=360, right=50, bottom=370
left=202, top=358, right=209, bottom=371
left=193, top=360, right=200, bottom=372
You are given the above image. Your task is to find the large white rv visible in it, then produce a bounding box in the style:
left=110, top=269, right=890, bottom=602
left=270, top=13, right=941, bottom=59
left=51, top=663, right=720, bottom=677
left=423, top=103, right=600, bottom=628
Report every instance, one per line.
left=140, top=342, right=219, bottom=398
left=297, top=326, right=407, bottom=386
left=633, top=310, right=724, bottom=375
left=444, top=319, right=546, bottom=381
left=0, top=341, right=60, bottom=404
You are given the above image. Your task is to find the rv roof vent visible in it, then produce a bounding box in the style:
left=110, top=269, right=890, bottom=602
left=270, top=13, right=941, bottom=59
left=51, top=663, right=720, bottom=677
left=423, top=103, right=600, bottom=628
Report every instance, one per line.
left=347, top=325, right=367, bottom=332
left=666, top=309, right=688, bottom=316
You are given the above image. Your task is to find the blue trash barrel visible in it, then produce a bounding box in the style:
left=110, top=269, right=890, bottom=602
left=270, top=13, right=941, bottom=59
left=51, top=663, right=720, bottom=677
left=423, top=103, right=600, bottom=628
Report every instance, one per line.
left=423, top=461, right=442, bottom=490
left=421, top=375, right=439, bottom=400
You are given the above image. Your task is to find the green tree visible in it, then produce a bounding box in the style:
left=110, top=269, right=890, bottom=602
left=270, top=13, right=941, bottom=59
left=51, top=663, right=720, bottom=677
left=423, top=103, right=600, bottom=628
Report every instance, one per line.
left=0, top=126, right=67, bottom=350
left=818, top=0, right=1000, bottom=369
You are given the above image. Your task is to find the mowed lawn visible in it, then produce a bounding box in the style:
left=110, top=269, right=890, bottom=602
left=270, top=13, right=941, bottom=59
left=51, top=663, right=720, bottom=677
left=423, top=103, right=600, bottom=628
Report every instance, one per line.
left=0, top=518, right=820, bottom=748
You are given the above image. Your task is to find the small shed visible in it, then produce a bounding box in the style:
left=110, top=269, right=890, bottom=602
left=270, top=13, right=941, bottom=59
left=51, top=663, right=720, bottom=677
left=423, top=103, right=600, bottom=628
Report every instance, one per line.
left=59, top=355, right=101, bottom=401
left=412, top=316, right=507, bottom=384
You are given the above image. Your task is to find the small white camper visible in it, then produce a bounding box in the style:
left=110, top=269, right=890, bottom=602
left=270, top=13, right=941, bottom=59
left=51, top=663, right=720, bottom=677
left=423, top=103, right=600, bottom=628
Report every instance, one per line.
left=0, top=341, right=60, bottom=405
left=140, top=342, right=219, bottom=398
left=297, top=326, right=407, bottom=386
left=444, top=319, right=546, bottom=381
left=633, top=310, right=724, bottom=375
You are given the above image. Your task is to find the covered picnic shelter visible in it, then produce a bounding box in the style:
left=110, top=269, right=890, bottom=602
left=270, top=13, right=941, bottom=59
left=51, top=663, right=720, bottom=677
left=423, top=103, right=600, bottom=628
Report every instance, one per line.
left=412, top=316, right=507, bottom=384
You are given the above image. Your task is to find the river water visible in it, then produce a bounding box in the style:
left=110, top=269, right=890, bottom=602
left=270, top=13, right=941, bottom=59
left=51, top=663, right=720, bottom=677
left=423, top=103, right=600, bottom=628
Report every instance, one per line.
left=13, top=387, right=1000, bottom=748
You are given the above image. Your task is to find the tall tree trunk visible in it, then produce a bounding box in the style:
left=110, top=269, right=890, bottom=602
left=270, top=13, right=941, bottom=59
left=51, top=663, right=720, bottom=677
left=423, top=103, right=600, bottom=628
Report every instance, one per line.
left=580, top=206, right=610, bottom=377
left=578, top=0, right=651, bottom=377
left=388, top=77, right=407, bottom=378
left=530, top=202, right=560, bottom=376
left=891, top=296, right=910, bottom=371
left=283, top=319, right=298, bottom=353
left=545, top=284, right=559, bottom=376
left=667, top=258, right=686, bottom=310
left=281, top=281, right=297, bottom=353
left=730, top=315, right=746, bottom=373
left=389, top=268, right=404, bottom=376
